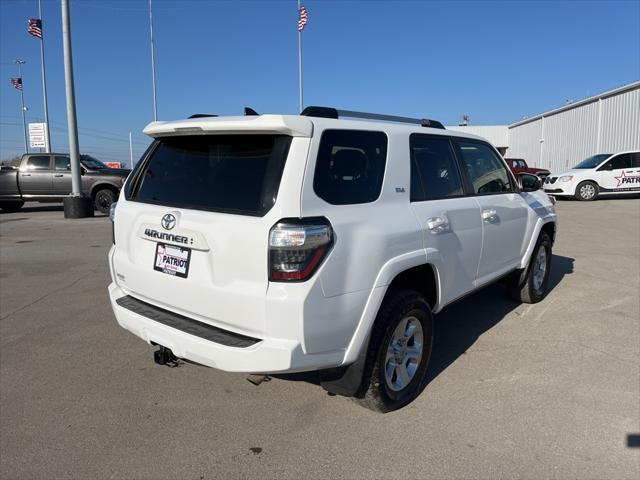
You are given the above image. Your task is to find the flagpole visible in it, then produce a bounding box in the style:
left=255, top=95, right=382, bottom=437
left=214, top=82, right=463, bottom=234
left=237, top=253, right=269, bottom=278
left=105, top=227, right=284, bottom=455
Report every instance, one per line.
left=38, top=0, right=52, bottom=153
left=149, top=0, right=158, bottom=121
left=129, top=131, right=133, bottom=166
left=15, top=60, right=29, bottom=154
left=297, top=0, right=303, bottom=113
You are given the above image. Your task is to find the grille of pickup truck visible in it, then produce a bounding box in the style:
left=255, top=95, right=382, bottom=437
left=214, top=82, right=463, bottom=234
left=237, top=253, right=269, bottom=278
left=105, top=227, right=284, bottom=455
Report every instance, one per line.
left=116, top=295, right=260, bottom=348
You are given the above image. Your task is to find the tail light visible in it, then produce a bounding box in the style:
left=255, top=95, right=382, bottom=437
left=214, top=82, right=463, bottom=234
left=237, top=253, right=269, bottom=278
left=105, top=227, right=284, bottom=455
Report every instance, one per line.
left=269, top=218, right=333, bottom=282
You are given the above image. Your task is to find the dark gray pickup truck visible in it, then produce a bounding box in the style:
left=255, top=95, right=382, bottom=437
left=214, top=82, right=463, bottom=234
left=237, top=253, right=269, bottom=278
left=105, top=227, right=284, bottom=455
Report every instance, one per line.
left=0, top=153, right=130, bottom=213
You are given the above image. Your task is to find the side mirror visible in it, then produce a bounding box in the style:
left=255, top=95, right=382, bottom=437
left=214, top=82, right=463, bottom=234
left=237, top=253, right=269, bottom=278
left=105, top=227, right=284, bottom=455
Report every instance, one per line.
left=518, top=173, right=542, bottom=192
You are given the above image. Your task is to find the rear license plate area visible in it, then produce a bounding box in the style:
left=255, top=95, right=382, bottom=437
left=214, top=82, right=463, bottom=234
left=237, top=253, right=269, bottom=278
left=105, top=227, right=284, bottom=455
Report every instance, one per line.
left=154, top=243, right=191, bottom=278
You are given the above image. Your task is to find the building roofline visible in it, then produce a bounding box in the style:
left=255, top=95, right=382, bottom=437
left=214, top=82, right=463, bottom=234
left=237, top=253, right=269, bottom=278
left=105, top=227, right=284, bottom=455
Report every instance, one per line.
left=508, top=80, right=640, bottom=128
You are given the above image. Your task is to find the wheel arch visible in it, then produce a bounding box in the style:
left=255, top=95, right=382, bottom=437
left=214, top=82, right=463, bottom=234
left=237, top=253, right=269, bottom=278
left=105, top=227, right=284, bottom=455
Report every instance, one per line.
left=341, top=251, right=441, bottom=366
left=90, top=182, right=120, bottom=198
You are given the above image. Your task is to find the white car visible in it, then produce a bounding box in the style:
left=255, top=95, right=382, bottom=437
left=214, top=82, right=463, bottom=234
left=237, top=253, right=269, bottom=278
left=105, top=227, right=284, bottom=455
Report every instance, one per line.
left=544, top=151, right=640, bottom=200
left=108, top=107, right=557, bottom=412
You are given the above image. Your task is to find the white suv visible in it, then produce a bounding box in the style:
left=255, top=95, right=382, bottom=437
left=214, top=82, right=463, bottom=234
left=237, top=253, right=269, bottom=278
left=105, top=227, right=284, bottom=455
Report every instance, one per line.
left=544, top=151, right=640, bottom=200
left=108, top=107, right=557, bottom=412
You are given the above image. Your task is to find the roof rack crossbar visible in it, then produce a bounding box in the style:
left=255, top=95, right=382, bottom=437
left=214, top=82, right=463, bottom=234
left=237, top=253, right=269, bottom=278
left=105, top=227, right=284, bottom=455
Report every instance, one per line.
left=300, top=106, right=444, bottom=129
left=188, top=114, right=218, bottom=119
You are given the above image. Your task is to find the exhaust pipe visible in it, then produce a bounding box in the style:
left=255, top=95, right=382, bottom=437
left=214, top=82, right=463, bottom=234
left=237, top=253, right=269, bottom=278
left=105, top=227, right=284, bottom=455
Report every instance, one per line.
left=153, top=346, right=179, bottom=367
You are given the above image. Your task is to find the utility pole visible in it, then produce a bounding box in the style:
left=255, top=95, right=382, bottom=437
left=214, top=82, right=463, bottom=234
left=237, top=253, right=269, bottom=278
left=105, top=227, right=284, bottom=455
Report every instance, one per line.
left=149, top=0, right=158, bottom=121
left=61, top=0, right=92, bottom=218
left=15, top=60, right=29, bottom=154
left=38, top=0, right=52, bottom=152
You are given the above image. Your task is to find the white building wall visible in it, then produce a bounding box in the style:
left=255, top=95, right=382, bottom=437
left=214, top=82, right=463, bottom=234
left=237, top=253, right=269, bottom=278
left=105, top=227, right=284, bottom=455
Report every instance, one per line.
left=505, top=120, right=543, bottom=167
left=599, top=87, right=640, bottom=153
left=507, top=81, right=640, bottom=173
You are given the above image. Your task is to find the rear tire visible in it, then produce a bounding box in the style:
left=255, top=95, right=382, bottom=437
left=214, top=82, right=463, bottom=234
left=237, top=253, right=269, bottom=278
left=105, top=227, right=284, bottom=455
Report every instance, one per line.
left=93, top=188, right=116, bottom=214
left=353, top=289, right=434, bottom=413
left=575, top=181, right=598, bottom=201
left=0, top=201, right=24, bottom=213
left=509, top=232, right=552, bottom=304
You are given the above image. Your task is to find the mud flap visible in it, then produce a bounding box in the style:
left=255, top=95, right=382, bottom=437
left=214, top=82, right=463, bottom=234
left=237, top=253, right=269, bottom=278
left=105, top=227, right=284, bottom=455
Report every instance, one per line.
left=319, top=335, right=369, bottom=397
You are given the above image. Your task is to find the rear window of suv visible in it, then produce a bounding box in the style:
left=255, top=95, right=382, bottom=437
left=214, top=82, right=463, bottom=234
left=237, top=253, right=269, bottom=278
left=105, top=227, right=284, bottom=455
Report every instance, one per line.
left=313, top=130, right=387, bottom=205
left=129, top=135, right=292, bottom=216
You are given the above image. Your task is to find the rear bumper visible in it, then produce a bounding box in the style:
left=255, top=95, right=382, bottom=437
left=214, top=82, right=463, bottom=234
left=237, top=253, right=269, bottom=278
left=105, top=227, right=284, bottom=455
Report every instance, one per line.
left=108, top=282, right=345, bottom=373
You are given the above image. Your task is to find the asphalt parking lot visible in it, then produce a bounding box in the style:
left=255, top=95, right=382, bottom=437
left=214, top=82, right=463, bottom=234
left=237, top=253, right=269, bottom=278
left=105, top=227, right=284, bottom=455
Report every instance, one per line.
left=1, top=199, right=638, bottom=479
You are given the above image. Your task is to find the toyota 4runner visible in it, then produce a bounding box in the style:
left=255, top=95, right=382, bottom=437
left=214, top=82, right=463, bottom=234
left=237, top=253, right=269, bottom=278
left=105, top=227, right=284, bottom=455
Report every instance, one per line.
left=108, top=107, right=557, bottom=412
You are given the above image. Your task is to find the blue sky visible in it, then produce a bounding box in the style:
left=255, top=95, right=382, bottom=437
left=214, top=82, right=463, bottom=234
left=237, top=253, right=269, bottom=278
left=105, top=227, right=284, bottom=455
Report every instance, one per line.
left=1, top=0, right=639, bottom=164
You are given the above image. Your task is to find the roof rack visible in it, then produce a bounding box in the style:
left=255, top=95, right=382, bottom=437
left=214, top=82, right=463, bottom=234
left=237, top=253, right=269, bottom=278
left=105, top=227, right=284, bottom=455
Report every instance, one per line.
left=300, top=106, right=445, bottom=129
left=188, top=114, right=218, bottom=119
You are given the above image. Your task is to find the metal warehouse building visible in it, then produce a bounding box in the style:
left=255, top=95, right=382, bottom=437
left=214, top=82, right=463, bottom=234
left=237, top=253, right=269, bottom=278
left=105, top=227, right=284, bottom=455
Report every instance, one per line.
left=448, top=80, right=640, bottom=173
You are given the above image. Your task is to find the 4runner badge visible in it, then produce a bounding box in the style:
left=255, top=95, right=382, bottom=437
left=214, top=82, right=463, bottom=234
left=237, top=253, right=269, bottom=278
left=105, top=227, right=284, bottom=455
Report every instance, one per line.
left=161, top=214, right=176, bottom=230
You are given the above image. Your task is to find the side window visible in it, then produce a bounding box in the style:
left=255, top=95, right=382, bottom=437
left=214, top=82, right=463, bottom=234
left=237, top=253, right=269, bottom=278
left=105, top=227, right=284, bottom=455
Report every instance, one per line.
left=313, top=130, right=387, bottom=205
left=54, top=156, right=71, bottom=171
left=456, top=141, right=513, bottom=195
left=604, top=154, right=632, bottom=170
left=410, top=135, right=464, bottom=202
left=631, top=153, right=640, bottom=168
left=25, top=156, right=51, bottom=170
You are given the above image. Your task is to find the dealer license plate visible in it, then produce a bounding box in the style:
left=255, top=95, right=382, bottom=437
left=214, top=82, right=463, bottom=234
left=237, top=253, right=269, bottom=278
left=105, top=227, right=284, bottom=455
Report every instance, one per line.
left=154, top=243, right=191, bottom=278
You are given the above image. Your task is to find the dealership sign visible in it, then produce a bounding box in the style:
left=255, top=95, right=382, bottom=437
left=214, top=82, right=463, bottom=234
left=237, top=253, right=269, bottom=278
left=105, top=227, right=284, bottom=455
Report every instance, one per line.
left=28, top=123, right=49, bottom=149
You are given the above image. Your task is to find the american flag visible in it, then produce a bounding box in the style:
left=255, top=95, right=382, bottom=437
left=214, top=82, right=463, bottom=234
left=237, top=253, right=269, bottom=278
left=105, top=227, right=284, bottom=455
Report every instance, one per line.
left=11, top=78, right=23, bottom=91
left=298, top=4, right=308, bottom=32
left=28, top=18, right=42, bottom=39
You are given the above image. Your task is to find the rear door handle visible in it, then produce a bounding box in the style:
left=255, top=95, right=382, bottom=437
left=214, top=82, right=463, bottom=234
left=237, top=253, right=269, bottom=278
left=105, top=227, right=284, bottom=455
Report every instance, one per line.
left=482, top=208, right=498, bottom=222
left=21, top=173, right=31, bottom=177
left=426, top=216, right=450, bottom=234
left=54, top=174, right=64, bottom=177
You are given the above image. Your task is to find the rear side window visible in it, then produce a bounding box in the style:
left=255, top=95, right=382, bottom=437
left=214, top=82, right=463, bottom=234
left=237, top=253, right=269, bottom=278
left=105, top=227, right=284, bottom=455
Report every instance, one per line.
left=55, top=156, right=70, bottom=171
left=456, top=141, right=513, bottom=194
left=605, top=154, right=632, bottom=170
left=410, top=135, right=464, bottom=201
left=130, top=135, right=292, bottom=216
left=25, top=156, right=50, bottom=170
left=313, top=130, right=387, bottom=205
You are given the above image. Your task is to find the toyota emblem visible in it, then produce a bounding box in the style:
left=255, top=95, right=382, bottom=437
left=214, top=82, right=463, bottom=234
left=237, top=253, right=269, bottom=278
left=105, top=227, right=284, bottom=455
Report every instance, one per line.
left=161, top=213, right=176, bottom=230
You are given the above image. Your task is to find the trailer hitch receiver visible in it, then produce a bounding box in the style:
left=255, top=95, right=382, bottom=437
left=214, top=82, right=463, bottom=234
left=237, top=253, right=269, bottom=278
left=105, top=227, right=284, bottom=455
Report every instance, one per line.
left=153, top=346, right=180, bottom=367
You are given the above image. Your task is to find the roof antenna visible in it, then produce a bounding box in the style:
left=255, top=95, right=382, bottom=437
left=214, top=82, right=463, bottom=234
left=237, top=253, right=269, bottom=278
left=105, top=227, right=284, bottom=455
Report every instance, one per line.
left=244, top=107, right=259, bottom=116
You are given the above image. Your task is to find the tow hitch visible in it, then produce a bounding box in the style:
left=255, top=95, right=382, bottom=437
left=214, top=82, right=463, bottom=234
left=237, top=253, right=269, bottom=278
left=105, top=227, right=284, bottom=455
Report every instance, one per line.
left=153, top=346, right=180, bottom=367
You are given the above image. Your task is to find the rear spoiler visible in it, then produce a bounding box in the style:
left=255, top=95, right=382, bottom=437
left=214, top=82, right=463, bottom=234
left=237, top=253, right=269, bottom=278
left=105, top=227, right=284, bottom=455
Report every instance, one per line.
left=143, top=115, right=313, bottom=138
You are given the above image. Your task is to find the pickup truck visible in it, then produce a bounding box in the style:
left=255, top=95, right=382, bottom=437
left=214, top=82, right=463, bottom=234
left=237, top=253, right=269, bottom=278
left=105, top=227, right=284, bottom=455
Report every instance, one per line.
left=0, top=153, right=130, bottom=213
left=505, top=158, right=550, bottom=180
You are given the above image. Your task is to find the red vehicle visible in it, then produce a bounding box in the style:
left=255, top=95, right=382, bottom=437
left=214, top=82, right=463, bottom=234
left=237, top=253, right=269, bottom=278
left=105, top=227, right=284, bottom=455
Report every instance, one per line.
left=505, top=158, right=550, bottom=180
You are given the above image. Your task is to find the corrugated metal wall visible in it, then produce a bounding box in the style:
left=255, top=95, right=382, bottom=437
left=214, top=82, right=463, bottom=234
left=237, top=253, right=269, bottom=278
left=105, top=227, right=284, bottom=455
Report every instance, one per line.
left=599, top=88, right=640, bottom=153
left=506, top=121, right=543, bottom=167
left=507, top=82, right=640, bottom=173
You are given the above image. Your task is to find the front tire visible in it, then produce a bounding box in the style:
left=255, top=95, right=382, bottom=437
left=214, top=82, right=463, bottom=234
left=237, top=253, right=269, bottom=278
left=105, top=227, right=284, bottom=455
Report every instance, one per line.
left=575, top=181, right=598, bottom=201
left=93, top=189, right=116, bottom=214
left=509, top=232, right=552, bottom=303
left=354, top=289, right=434, bottom=413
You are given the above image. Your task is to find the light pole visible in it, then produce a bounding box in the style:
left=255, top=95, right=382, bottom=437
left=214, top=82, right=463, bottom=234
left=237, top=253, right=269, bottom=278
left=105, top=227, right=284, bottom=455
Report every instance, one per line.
left=61, top=0, right=92, bottom=218
left=149, top=0, right=158, bottom=121
left=38, top=0, right=52, bottom=152
left=15, top=60, right=28, bottom=154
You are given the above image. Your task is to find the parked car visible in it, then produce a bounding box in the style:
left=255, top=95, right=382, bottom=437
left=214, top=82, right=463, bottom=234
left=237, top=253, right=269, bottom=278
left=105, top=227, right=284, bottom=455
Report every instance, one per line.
left=544, top=151, right=640, bottom=200
left=505, top=158, right=550, bottom=180
left=108, top=108, right=556, bottom=412
left=0, top=153, right=130, bottom=213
